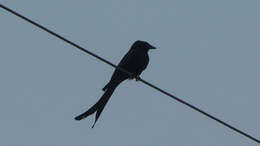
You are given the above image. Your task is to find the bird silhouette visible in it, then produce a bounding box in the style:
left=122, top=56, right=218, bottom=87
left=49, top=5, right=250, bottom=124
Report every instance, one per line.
left=74, top=40, right=156, bottom=128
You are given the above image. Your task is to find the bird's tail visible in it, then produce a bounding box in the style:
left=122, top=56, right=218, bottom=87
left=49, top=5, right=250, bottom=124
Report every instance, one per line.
left=74, top=83, right=118, bottom=128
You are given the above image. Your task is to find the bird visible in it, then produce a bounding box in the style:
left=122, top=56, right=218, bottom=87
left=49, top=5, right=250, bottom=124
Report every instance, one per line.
left=74, top=40, right=156, bottom=128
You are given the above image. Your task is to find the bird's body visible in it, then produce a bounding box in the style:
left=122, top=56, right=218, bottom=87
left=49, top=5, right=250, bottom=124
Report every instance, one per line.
left=75, top=40, right=156, bottom=127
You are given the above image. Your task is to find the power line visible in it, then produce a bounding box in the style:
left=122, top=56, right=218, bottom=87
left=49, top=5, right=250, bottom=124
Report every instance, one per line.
left=1, top=4, right=259, bottom=144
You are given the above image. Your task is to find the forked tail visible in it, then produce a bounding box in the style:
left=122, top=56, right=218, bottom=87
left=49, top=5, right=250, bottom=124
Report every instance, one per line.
left=74, top=83, right=118, bottom=128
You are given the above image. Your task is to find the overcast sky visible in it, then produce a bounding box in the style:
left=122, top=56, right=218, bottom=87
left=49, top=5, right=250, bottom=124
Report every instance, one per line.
left=1, top=1, right=260, bottom=146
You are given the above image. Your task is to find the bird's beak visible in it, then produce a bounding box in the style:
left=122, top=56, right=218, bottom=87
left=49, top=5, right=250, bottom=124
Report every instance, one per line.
left=150, top=45, right=156, bottom=49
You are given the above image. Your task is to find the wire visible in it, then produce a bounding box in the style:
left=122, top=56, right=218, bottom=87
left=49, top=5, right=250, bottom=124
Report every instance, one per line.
left=1, top=4, right=259, bottom=144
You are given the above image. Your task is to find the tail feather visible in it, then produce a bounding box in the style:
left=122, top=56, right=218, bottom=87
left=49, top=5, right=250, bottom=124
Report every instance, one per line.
left=91, top=91, right=112, bottom=128
left=74, top=101, right=100, bottom=121
left=91, top=97, right=109, bottom=128
left=74, top=84, right=117, bottom=128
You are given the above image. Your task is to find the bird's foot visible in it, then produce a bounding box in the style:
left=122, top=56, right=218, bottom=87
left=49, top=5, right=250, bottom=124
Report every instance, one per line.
left=129, top=74, right=140, bottom=81
left=135, top=76, right=141, bottom=81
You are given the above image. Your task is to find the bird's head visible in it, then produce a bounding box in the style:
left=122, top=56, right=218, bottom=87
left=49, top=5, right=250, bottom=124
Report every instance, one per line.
left=131, top=40, right=156, bottom=51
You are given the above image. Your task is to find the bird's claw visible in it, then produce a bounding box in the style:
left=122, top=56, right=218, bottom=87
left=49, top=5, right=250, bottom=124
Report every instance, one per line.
left=129, top=74, right=140, bottom=81
left=135, top=76, right=141, bottom=81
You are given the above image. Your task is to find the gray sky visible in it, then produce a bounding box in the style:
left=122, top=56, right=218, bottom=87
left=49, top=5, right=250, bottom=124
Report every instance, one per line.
left=1, top=0, right=260, bottom=146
